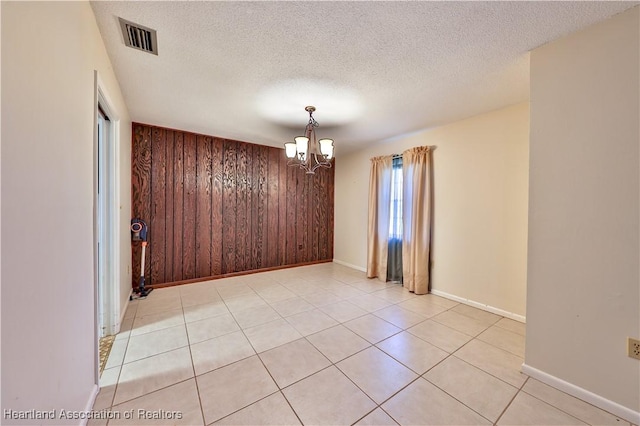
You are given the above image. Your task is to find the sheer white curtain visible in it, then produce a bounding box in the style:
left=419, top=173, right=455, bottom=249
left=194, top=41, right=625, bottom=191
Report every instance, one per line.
left=402, top=146, right=432, bottom=294
left=367, top=155, right=393, bottom=282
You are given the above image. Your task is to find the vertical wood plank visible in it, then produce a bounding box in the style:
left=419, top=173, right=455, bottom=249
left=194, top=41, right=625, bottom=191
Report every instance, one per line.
left=250, top=145, right=259, bottom=270
left=182, top=132, right=197, bottom=280
left=308, top=164, right=319, bottom=261
left=244, top=143, right=254, bottom=270
left=257, top=146, right=268, bottom=269
left=296, top=168, right=308, bottom=263
left=172, top=131, right=184, bottom=282
left=266, top=148, right=280, bottom=267
left=150, top=126, right=166, bottom=285
left=196, top=135, right=213, bottom=277
left=131, top=124, right=152, bottom=288
left=278, top=153, right=288, bottom=265
left=222, top=140, right=237, bottom=274
left=286, top=165, right=297, bottom=264
left=235, top=142, right=248, bottom=271
left=318, top=165, right=329, bottom=260
left=210, top=138, right=224, bottom=276
left=164, top=130, right=174, bottom=282
left=327, top=163, right=335, bottom=260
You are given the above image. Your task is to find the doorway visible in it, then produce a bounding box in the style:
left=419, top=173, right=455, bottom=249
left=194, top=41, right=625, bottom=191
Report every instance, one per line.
left=94, top=72, right=121, bottom=378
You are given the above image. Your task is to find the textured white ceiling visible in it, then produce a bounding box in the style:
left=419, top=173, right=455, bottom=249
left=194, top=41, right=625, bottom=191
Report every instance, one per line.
left=91, top=1, right=638, bottom=154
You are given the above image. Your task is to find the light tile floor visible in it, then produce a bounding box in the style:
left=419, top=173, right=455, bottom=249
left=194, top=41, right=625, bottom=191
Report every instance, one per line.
left=92, top=263, right=631, bottom=426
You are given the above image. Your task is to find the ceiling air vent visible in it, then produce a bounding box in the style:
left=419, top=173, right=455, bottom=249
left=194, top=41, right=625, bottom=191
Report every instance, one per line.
left=118, top=17, right=158, bottom=55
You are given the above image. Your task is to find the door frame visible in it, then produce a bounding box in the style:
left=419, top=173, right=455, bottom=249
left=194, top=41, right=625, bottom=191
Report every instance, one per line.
left=93, top=71, right=121, bottom=380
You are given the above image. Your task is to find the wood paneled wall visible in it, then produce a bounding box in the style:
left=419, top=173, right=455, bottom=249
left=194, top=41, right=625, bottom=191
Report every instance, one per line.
left=131, top=123, right=335, bottom=288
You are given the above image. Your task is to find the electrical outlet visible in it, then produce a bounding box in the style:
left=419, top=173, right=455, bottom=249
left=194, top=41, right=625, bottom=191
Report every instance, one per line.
left=628, top=337, right=640, bottom=360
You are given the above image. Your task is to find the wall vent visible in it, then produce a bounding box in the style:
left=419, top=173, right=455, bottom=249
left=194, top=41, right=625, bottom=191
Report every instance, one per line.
left=118, top=17, right=158, bottom=55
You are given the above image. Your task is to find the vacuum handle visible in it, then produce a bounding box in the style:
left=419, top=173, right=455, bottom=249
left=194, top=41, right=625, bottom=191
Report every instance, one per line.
left=139, top=242, right=147, bottom=277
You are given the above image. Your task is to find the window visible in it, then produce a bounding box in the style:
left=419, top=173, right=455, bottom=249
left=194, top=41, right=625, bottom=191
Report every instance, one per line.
left=389, top=156, right=403, bottom=239
left=387, top=156, right=403, bottom=282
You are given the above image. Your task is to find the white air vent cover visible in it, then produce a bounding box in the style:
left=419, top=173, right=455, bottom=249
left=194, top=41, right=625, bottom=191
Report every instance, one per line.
left=118, top=17, right=158, bottom=55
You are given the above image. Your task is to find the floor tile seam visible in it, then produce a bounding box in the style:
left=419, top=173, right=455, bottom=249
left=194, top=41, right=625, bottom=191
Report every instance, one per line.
left=402, top=323, right=468, bottom=353
left=319, top=361, right=379, bottom=410
left=493, top=374, right=532, bottom=425
left=450, top=306, right=503, bottom=324
left=367, top=374, right=425, bottom=413
left=250, top=351, right=302, bottom=422
left=351, top=406, right=386, bottom=425
left=332, top=350, right=422, bottom=406
left=369, top=311, right=430, bottom=331
left=474, top=334, right=525, bottom=359
left=341, top=322, right=404, bottom=346
left=228, top=298, right=288, bottom=329
left=184, top=309, right=233, bottom=325
left=430, top=316, right=492, bottom=338
left=109, top=376, right=196, bottom=411
left=129, top=321, right=187, bottom=339
left=135, top=303, right=184, bottom=316
left=343, top=312, right=404, bottom=334
left=102, top=333, right=131, bottom=410
left=320, top=310, right=370, bottom=324
left=131, top=304, right=184, bottom=319
left=180, top=298, right=225, bottom=310
left=378, top=405, right=402, bottom=426
left=302, top=330, right=374, bottom=365
left=209, top=389, right=300, bottom=426
left=131, top=305, right=184, bottom=322
left=258, top=340, right=333, bottom=389
left=288, top=320, right=341, bottom=338
left=192, top=350, right=257, bottom=378
left=518, top=385, right=620, bottom=425
left=450, top=337, right=528, bottom=389
left=109, top=312, right=157, bottom=373
left=258, top=340, right=335, bottom=392
left=479, top=322, right=526, bottom=339
left=445, top=354, right=524, bottom=391
left=182, top=304, right=208, bottom=426
left=463, top=334, right=526, bottom=361
left=121, top=340, right=192, bottom=366
left=187, top=324, right=243, bottom=346
left=493, top=322, right=526, bottom=336
left=420, top=373, right=500, bottom=424
left=125, top=321, right=189, bottom=340
left=373, top=341, right=442, bottom=376
left=220, top=298, right=265, bottom=362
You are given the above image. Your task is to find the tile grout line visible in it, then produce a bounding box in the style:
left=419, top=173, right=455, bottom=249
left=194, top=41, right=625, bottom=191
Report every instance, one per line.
left=180, top=291, right=209, bottom=426
left=518, top=383, right=616, bottom=425
left=493, top=374, right=531, bottom=425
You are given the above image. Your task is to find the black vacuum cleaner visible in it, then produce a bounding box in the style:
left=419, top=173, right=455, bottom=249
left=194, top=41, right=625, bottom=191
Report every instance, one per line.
left=131, top=218, right=153, bottom=298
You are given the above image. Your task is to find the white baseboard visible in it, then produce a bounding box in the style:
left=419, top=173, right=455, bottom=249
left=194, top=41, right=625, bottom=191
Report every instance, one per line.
left=80, top=384, right=100, bottom=426
left=521, top=363, right=639, bottom=424
left=429, top=289, right=526, bottom=323
left=332, top=259, right=366, bottom=272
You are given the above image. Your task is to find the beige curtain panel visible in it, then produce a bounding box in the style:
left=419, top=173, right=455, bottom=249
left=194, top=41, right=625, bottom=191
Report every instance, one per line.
left=402, top=146, right=432, bottom=295
left=366, top=155, right=393, bottom=282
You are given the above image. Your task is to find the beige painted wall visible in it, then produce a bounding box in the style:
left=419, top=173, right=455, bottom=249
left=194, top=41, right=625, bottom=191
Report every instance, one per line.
left=526, top=6, right=639, bottom=415
left=334, top=102, right=530, bottom=317
left=1, top=1, right=131, bottom=421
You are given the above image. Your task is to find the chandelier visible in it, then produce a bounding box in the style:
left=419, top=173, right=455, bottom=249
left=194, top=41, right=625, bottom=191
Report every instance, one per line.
left=284, top=106, right=334, bottom=174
